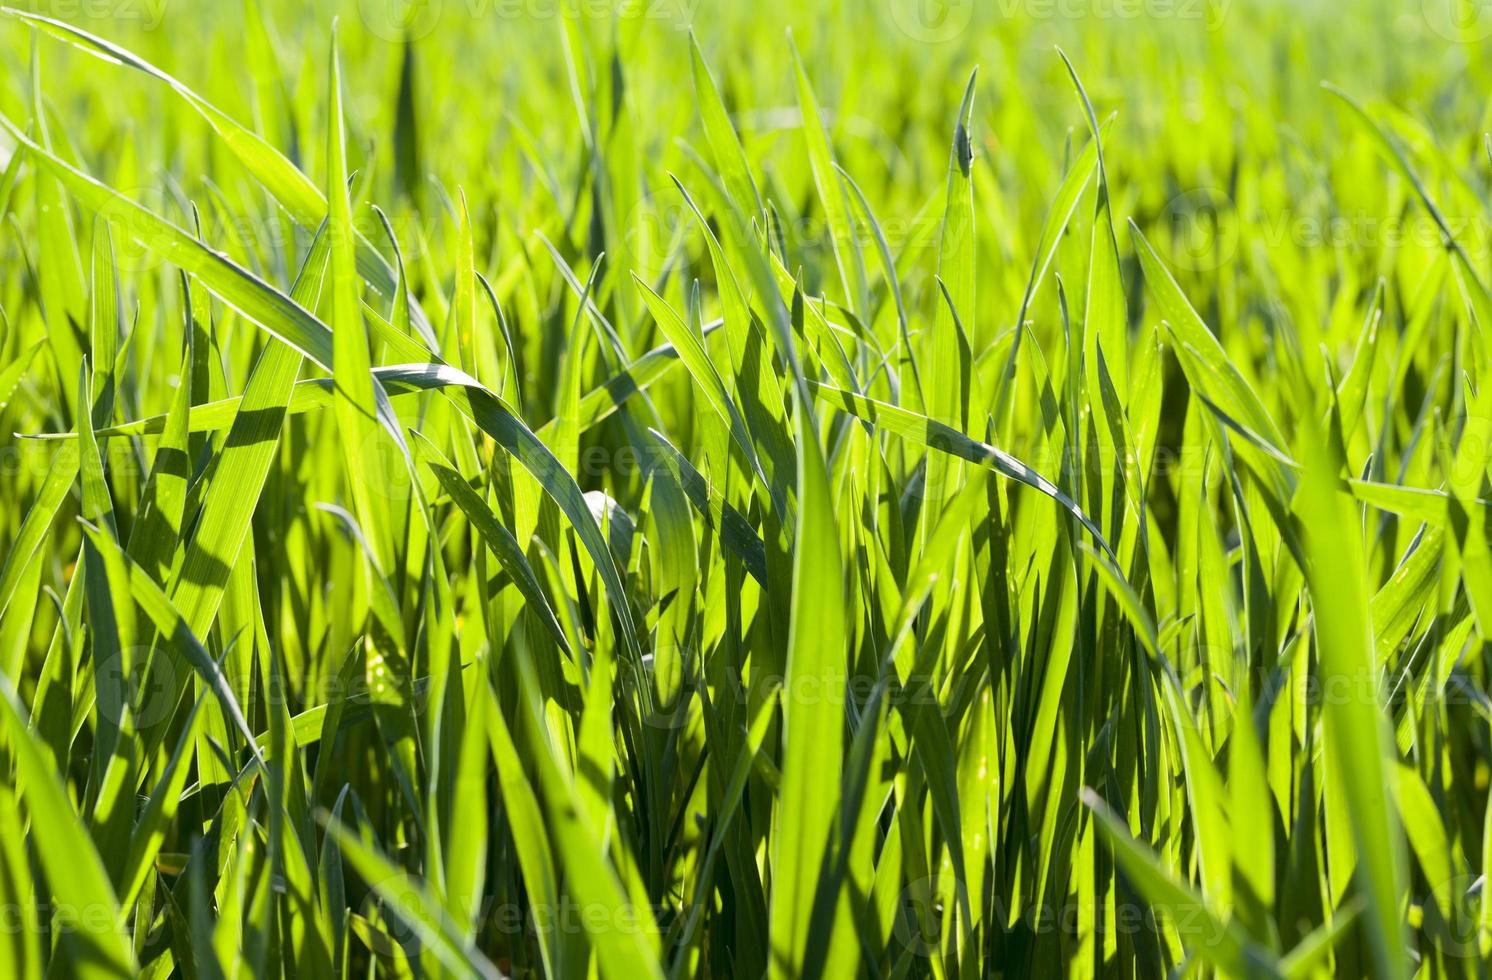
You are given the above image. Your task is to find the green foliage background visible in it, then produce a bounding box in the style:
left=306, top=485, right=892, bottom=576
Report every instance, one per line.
left=1, top=0, right=1491, bottom=976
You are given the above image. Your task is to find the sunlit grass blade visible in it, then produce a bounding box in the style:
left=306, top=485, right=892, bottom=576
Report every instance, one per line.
left=0, top=675, right=135, bottom=978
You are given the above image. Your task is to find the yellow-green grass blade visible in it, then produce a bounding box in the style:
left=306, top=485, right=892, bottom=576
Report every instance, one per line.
left=413, top=431, right=573, bottom=655
left=1296, top=420, right=1410, bottom=980
left=922, top=70, right=978, bottom=524
left=690, top=33, right=764, bottom=220
left=319, top=817, right=504, bottom=980
left=32, top=321, right=724, bottom=443
left=4, top=7, right=427, bottom=332
left=789, top=38, right=869, bottom=323
left=1081, top=789, right=1276, bottom=977
left=0, top=675, right=135, bottom=978
left=0, top=113, right=336, bottom=369
left=1058, top=50, right=1129, bottom=406
left=327, top=30, right=395, bottom=575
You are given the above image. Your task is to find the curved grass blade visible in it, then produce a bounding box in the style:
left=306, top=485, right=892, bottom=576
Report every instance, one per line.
left=0, top=441, right=78, bottom=621
left=789, top=35, right=870, bottom=320
left=0, top=113, right=335, bottom=369
left=318, top=817, right=504, bottom=980
left=8, top=118, right=640, bottom=662
left=689, top=33, right=764, bottom=220
left=1080, top=789, right=1275, bottom=977
left=327, top=30, right=394, bottom=574
left=1296, top=421, right=1410, bottom=980
left=923, top=70, right=978, bottom=522
left=3, top=7, right=428, bottom=332
left=36, top=321, right=725, bottom=443
left=811, top=380, right=1115, bottom=558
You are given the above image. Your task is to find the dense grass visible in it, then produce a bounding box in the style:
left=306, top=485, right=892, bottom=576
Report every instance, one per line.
left=3, top=0, right=1492, bottom=976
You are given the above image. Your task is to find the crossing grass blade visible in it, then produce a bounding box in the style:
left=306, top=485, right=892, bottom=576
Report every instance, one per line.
left=2, top=7, right=422, bottom=326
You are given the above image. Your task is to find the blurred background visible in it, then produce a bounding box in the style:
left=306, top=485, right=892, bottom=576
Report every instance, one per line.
left=3, top=0, right=1486, bottom=309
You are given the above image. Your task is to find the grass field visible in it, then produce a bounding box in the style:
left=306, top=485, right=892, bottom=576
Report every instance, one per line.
left=3, top=0, right=1492, bottom=976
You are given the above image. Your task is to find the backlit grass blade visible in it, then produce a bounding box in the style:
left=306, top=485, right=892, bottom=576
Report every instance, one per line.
left=0, top=114, right=335, bottom=368
left=634, top=274, right=770, bottom=493
left=319, top=817, right=504, bottom=980
left=486, top=684, right=568, bottom=977
left=413, top=431, right=572, bottom=654
left=79, top=522, right=264, bottom=767
left=504, top=649, right=666, bottom=980
left=0, top=441, right=78, bottom=621
left=1058, top=50, right=1129, bottom=405
left=124, top=279, right=194, bottom=582
left=648, top=428, right=770, bottom=587
left=117, top=693, right=209, bottom=908
left=404, top=363, right=645, bottom=662
left=30, top=41, right=86, bottom=417
left=992, top=127, right=1100, bottom=416
left=1296, top=418, right=1410, bottom=980
left=768, top=246, right=853, bottom=980
left=790, top=35, right=870, bottom=320
left=162, top=281, right=315, bottom=651
left=1080, top=789, right=1273, bottom=976
left=0, top=338, right=42, bottom=412
left=836, top=163, right=924, bottom=406
left=3, top=7, right=425, bottom=329
left=690, top=33, right=764, bottom=219
left=47, top=321, right=724, bottom=442
left=10, top=114, right=640, bottom=661
left=923, top=70, right=978, bottom=523
left=327, top=29, right=394, bottom=574
left=1130, top=221, right=1285, bottom=452
left=0, top=675, right=135, bottom=978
